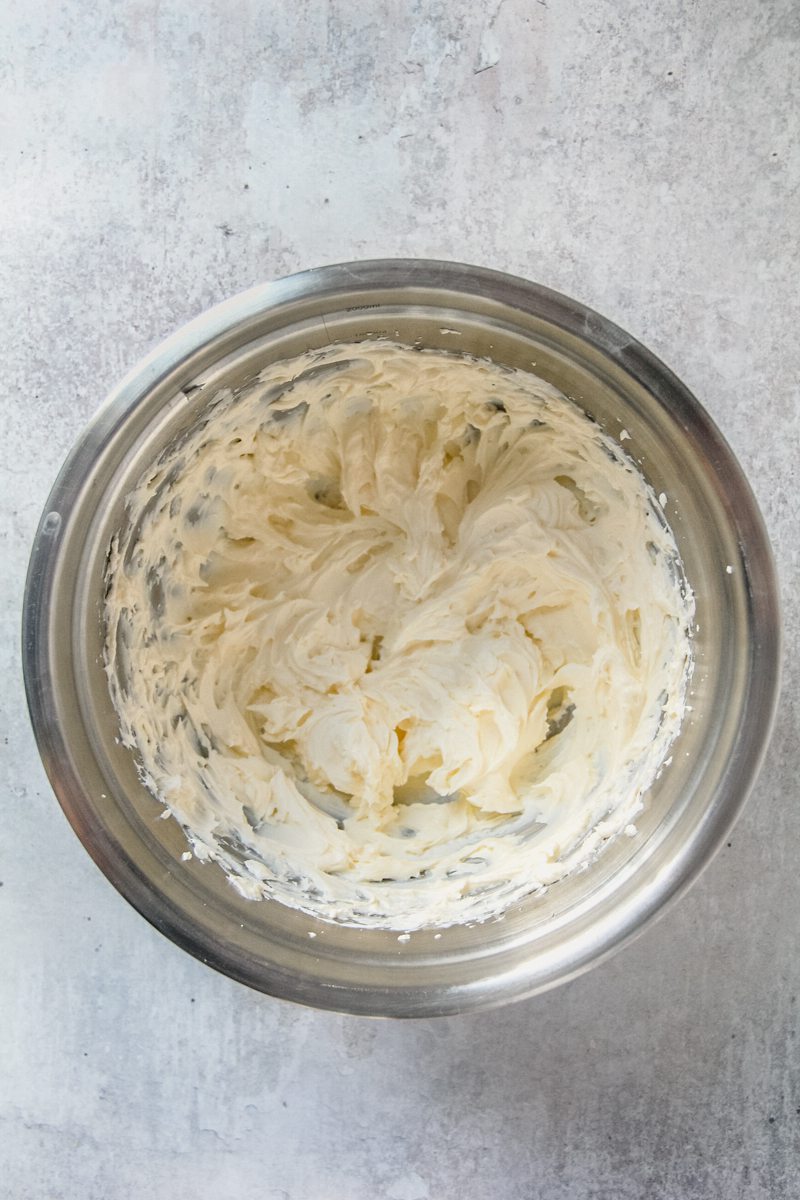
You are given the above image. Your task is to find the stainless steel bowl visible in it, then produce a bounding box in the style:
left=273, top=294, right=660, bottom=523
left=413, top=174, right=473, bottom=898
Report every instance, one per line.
left=23, top=260, right=780, bottom=1016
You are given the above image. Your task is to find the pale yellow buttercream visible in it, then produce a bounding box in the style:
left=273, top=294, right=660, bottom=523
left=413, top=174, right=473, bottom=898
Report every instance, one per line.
left=105, top=342, right=692, bottom=928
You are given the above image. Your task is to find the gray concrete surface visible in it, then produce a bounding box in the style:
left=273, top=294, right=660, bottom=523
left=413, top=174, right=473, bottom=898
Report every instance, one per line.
left=2, top=1, right=798, bottom=1196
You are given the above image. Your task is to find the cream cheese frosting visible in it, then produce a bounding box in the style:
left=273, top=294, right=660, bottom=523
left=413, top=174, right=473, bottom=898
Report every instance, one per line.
left=104, top=341, right=693, bottom=928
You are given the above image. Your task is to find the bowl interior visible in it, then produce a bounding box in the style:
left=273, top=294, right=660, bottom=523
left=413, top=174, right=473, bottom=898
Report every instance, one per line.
left=25, top=263, right=779, bottom=1015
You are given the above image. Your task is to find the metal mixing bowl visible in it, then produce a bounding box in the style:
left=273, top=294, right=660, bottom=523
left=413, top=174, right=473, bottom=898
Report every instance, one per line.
left=23, top=260, right=780, bottom=1016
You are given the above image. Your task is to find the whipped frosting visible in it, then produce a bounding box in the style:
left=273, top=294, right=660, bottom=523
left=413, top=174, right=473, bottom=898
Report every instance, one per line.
left=105, top=341, right=693, bottom=928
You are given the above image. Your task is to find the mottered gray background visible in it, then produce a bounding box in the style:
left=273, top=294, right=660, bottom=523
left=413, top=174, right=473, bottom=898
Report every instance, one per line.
left=1, top=1, right=798, bottom=1196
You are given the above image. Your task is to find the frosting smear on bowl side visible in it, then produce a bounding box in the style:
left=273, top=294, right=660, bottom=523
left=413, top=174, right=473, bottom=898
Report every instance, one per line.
left=105, top=341, right=693, bottom=928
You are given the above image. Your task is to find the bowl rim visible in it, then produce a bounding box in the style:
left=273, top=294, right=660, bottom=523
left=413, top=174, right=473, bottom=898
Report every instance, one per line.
left=22, top=258, right=782, bottom=1015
